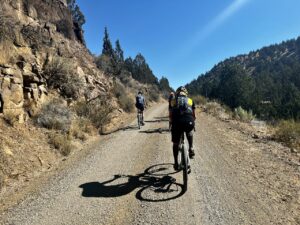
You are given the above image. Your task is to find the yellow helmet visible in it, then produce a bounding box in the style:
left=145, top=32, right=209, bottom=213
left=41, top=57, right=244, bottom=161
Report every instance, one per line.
left=176, top=86, right=188, bottom=96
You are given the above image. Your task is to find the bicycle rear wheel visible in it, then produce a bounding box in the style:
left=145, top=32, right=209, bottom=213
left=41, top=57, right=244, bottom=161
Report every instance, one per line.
left=137, top=113, right=141, bottom=129
left=181, top=146, right=188, bottom=192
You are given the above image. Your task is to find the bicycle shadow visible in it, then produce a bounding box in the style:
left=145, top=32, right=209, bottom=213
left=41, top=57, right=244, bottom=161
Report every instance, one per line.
left=100, top=125, right=139, bottom=135
left=144, top=119, right=169, bottom=123
left=79, top=163, right=185, bottom=202
left=139, top=128, right=170, bottom=134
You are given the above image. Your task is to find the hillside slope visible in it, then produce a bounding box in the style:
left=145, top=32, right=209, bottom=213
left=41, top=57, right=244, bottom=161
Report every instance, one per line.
left=0, top=0, right=166, bottom=202
left=187, top=37, right=300, bottom=120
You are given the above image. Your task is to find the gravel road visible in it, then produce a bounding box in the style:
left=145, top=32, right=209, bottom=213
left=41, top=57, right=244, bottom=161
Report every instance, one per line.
left=1, top=103, right=298, bottom=225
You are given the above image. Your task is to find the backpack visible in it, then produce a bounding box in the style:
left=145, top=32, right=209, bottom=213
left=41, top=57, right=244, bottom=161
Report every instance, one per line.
left=136, top=95, right=144, bottom=105
left=176, top=95, right=189, bottom=113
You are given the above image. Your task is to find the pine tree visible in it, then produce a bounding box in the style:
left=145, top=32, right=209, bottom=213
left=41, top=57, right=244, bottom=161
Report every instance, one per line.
left=67, top=0, right=85, bottom=29
left=115, top=40, right=124, bottom=63
left=102, top=27, right=114, bottom=58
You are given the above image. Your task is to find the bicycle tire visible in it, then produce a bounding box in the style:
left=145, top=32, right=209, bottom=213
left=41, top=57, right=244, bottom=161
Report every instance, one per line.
left=137, top=113, right=141, bottom=129
left=181, top=145, right=188, bottom=192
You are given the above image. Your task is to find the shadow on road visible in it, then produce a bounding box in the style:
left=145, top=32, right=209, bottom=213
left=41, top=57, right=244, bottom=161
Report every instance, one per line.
left=79, top=163, right=185, bottom=202
left=139, top=128, right=170, bottom=134
left=100, top=125, right=139, bottom=135
left=144, top=119, right=169, bottom=123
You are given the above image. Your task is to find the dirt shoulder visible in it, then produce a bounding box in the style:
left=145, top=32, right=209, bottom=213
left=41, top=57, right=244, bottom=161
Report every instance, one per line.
left=196, top=110, right=300, bottom=224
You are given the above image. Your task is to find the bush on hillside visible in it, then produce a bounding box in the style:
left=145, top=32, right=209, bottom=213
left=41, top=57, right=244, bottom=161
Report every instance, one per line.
left=48, top=133, right=73, bottom=156
left=274, top=120, right=300, bottom=149
left=234, top=106, right=255, bottom=122
left=74, top=96, right=114, bottom=130
left=191, top=95, right=207, bottom=106
left=37, top=99, right=73, bottom=132
left=112, top=81, right=134, bottom=113
left=44, top=57, right=83, bottom=99
left=119, top=95, right=134, bottom=113
left=148, top=90, right=160, bottom=102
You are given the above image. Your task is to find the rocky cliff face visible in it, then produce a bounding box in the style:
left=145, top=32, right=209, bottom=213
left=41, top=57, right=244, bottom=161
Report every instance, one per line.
left=0, top=0, right=109, bottom=122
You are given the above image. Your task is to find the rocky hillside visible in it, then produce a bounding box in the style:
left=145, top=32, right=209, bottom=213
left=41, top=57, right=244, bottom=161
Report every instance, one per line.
left=0, top=0, right=110, bottom=123
left=187, top=37, right=300, bottom=120
left=0, top=0, right=166, bottom=204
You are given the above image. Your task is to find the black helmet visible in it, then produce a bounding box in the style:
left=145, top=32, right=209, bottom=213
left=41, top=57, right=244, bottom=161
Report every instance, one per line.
left=175, top=86, right=188, bottom=96
left=138, top=90, right=143, bottom=95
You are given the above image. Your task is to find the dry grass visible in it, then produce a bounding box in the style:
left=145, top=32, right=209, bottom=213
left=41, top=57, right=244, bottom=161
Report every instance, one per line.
left=69, top=118, right=94, bottom=141
left=205, top=102, right=224, bottom=115
left=274, top=120, right=300, bottom=150
left=0, top=41, right=16, bottom=65
left=112, top=81, right=134, bottom=113
left=3, top=111, right=18, bottom=126
left=48, top=133, right=73, bottom=156
left=191, top=95, right=207, bottom=106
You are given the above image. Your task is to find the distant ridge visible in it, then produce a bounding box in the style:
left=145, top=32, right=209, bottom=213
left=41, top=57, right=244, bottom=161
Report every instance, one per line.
left=186, top=36, right=300, bottom=120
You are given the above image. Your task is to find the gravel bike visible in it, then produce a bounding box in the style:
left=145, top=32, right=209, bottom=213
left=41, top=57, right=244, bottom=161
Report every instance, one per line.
left=137, top=109, right=144, bottom=129
left=178, top=132, right=190, bottom=192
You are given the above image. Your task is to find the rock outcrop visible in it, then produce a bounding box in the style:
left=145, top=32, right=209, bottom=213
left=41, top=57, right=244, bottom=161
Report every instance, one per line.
left=0, top=0, right=110, bottom=123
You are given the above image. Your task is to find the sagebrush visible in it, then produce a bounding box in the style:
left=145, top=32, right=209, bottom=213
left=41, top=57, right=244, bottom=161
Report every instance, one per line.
left=37, top=99, right=73, bottom=132
left=44, top=57, right=84, bottom=99
left=274, top=120, right=300, bottom=149
left=234, top=106, right=255, bottom=122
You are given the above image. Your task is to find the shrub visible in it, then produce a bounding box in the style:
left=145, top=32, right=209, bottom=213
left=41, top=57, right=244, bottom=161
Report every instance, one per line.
left=274, top=120, right=300, bottom=149
left=148, top=90, right=160, bottom=102
left=112, top=82, right=134, bottom=112
left=234, top=106, right=255, bottom=122
left=69, top=118, right=94, bottom=141
left=112, top=82, right=126, bottom=99
left=119, top=95, right=134, bottom=113
left=191, top=95, right=207, bottom=106
left=76, top=117, right=94, bottom=134
left=49, top=133, right=73, bottom=156
left=44, top=57, right=83, bottom=99
left=205, top=102, right=223, bottom=115
left=74, top=97, right=114, bottom=131
left=37, top=99, right=73, bottom=132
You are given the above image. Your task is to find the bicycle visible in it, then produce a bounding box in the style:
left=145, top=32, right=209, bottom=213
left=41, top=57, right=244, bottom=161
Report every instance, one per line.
left=137, top=109, right=144, bottom=129
left=178, top=132, right=190, bottom=192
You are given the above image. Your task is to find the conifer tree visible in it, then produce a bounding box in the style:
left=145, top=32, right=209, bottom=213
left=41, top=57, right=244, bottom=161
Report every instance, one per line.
left=115, top=40, right=124, bottom=63
left=102, top=27, right=114, bottom=58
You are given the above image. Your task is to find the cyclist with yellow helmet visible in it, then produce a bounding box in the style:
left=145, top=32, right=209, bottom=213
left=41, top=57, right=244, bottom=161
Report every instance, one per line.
left=169, top=86, right=196, bottom=170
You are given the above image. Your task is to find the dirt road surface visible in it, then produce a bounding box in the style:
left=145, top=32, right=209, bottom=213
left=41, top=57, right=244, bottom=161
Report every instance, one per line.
left=1, top=104, right=299, bottom=225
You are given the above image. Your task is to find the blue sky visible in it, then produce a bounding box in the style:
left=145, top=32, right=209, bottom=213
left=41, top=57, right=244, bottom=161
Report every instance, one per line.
left=77, top=0, right=300, bottom=88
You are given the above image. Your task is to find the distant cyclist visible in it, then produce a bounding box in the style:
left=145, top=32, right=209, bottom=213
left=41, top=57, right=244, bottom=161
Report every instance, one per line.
left=169, top=86, right=196, bottom=170
left=168, top=91, right=175, bottom=111
left=135, top=91, right=146, bottom=125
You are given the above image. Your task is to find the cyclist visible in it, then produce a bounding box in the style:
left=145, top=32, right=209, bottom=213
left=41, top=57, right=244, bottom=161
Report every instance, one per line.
left=169, top=86, right=195, bottom=170
left=135, top=91, right=146, bottom=125
left=168, top=91, right=175, bottom=111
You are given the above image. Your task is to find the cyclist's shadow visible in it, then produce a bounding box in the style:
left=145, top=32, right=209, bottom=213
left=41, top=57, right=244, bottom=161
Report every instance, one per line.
left=79, top=163, right=185, bottom=202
